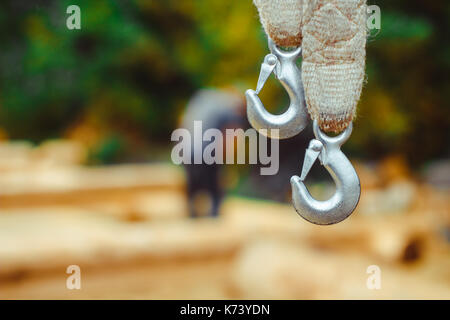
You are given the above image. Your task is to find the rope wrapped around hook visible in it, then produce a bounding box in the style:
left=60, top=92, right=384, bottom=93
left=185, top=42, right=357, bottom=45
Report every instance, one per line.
left=253, top=0, right=367, bottom=133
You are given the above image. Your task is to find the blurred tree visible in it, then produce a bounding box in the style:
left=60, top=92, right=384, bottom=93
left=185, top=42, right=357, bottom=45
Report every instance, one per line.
left=0, top=0, right=448, bottom=166
left=354, top=0, right=450, bottom=166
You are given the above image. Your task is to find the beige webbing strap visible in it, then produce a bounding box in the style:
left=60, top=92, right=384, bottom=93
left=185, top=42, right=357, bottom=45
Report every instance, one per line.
left=253, top=0, right=367, bottom=133
left=253, top=0, right=305, bottom=47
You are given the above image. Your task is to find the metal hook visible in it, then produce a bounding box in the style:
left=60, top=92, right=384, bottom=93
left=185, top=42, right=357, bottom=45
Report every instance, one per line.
left=290, top=120, right=360, bottom=225
left=246, top=38, right=309, bottom=139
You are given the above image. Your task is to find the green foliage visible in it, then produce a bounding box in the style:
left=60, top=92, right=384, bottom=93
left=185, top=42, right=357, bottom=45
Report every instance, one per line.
left=351, top=0, right=450, bottom=165
left=88, top=134, right=126, bottom=165
left=0, top=0, right=448, bottom=165
left=377, top=11, right=433, bottom=40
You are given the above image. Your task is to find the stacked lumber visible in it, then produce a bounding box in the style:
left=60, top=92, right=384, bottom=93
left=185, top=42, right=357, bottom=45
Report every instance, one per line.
left=0, top=141, right=448, bottom=299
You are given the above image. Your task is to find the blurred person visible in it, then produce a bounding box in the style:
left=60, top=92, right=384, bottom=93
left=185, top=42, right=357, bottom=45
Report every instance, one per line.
left=245, top=122, right=315, bottom=203
left=180, top=88, right=326, bottom=216
left=181, top=88, right=246, bottom=218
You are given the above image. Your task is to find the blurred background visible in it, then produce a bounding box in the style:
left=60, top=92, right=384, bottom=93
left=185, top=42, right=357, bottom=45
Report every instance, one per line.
left=0, top=0, right=448, bottom=299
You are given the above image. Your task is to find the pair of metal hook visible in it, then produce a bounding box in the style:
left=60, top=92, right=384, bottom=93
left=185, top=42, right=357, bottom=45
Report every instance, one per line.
left=246, top=39, right=360, bottom=225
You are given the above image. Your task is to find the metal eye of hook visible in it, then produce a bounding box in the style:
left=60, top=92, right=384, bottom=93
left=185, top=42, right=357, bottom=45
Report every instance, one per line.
left=290, top=120, right=361, bottom=225
left=246, top=38, right=309, bottom=139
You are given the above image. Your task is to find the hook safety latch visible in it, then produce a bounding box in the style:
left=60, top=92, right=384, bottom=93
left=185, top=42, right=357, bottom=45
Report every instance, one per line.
left=255, top=54, right=278, bottom=94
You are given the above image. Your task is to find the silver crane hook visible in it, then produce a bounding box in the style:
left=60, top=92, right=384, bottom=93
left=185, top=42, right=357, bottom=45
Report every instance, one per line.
left=246, top=38, right=309, bottom=139
left=290, top=120, right=361, bottom=225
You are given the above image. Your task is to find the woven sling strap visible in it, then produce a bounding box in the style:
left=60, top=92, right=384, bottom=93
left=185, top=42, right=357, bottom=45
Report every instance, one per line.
left=253, top=0, right=367, bottom=133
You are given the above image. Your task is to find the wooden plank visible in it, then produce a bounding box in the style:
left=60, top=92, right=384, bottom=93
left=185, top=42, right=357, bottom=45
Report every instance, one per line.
left=0, top=198, right=448, bottom=299
left=0, top=164, right=185, bottom=209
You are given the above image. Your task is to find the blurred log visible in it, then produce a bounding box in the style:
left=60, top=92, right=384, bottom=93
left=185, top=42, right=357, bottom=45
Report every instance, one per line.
left=0, top=208, right=243, bottom=280
left=0, top=140, right=447, bottom=299
left=231, top=238, right=450, bottom=299
left=0, top=141, right=34, bottom=172
left=223, top=198, right=448, bottom=265
left=0, top=140, right=86, bottom=172
left=0, top=164, right=185, bottom=210
left=0, top=197, right=448, bottom=299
